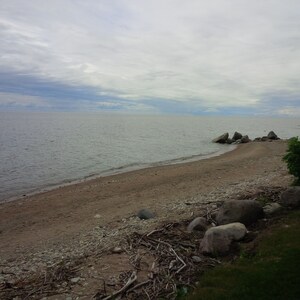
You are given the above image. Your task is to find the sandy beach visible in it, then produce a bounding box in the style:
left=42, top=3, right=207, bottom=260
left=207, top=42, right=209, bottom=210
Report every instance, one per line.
left=0, top=140, right=293, bottom=298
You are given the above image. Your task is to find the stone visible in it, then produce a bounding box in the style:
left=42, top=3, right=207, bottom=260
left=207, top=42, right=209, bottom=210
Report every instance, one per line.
left=137, top=209, right=155, bottom=220
left=241, top=135, right=251, bottom=143
left=216, top=200, right=264, bottom=226
left=232, top=131, right=242, bottom=141
left=226, top=138, right=233, bottom=144
left=200, top=222, right=247, bottom=255
left=263, top=203, right=283, bottom=216
left=70, top=277, right=80, bottom=283
left=212, top=133, right=229, bottom=144
left=279, top=187, right=300, bottom=208
left=112, top=247, right=123, bottom=254
left=192, top=256, right=202, bottom=263
left=267, top=131, right=278, bottom=140
left=233, top=139, right=242, bottom=144
left=187, top=217, right=209, bottom=232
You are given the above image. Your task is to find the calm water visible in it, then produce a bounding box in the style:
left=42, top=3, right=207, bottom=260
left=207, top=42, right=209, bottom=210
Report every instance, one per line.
left=0, top=112, right=299, bottom=202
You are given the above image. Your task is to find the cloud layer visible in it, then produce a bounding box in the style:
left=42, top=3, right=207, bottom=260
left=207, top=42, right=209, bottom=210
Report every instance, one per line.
left=0, top=0, right=300, bottom=115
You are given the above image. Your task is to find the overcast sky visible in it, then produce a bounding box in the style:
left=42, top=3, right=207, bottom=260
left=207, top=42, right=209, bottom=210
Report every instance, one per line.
left=0, top=0, right=300, bottom=115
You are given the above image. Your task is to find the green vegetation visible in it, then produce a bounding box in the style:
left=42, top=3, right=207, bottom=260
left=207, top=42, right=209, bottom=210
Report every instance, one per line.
left=185, top=210, right=300, bottom=300
left=283, top=137, right=300, bottom=185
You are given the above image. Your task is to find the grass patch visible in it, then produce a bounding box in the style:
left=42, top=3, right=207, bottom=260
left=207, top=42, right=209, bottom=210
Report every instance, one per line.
left=185, top=210, right=300, bottom=300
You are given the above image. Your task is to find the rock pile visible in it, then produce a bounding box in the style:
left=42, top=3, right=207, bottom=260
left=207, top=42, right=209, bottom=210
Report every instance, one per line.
left=186, top=186, right=298, bottom=256
left=212, top=131, right=280, bottom=144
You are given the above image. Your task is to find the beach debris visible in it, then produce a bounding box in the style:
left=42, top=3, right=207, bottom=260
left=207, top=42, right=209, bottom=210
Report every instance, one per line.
left=279, top=187, right=300, bottom=208
left=0, top=187, right=287, bottom=299
left=187, top=217, right=209, bottom=232
left=216, top=200, right=264, bottom=226
left=263, top=203, right=283, bottom=216
left=101, top=271, right=137, bottom=300
left=92, top=219, right=224, bottom=300
left=137, top=209, right=155, bottom=220
left=200, top=222, right=247, bottom=256
left=212, top=132, right=229, bottom=144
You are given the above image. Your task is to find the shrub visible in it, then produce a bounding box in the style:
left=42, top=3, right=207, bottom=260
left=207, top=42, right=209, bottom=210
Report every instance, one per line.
left=283, top=137, right=300, bottom=185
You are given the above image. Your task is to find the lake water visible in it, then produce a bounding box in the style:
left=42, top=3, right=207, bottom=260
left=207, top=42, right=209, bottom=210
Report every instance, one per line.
left=0, top=112, right=299, bottom=202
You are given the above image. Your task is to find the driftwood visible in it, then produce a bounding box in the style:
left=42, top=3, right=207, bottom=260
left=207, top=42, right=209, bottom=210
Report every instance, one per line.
left=102, top=271, right=137, bottom=300
left=94, top=220, right=221, bottom=300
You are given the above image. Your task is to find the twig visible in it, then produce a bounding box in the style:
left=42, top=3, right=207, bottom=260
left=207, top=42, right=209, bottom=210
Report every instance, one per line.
left=126, top=279, right=151, bottom=293
left=170, top=248, right=187, bottom=274
left=102, top=271, right=137, bottom=300
left=146, top=229, right=164, bottom=237
left=143, top=287, right=151, bottom=300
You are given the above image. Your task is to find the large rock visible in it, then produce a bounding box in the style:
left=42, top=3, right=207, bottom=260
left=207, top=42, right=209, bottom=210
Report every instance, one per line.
left=263, top=203, right=283, bottom=216
left=212, top=133, right=229, bottom=144
left=241, top=135, right=251, bottom=143
left=137, top=209, right=155, bottom=220
left=232, top=131, right=242, bottom=141
left=226, top=138, right=233, bottom=144
left=187, top=217, right=209, bottom=232
left=279, top=187, right=300, bottom=208
left=267, top=131, right=278, bottom=140
left=200, top=222, right=247, bottom=255
left=216, top=200, right=264, bottom=226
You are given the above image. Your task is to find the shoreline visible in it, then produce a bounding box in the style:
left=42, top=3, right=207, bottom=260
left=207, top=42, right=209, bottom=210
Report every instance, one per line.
left=0, top=140, right=293, bottom=295
left=1, top=143, right=236, bottom=204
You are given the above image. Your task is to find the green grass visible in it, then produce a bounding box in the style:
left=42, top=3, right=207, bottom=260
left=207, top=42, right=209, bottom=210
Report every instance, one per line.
left=185, top=210, right=300, bottom=300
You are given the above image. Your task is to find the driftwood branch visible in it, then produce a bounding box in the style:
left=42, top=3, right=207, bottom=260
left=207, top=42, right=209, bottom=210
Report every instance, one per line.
left=102, top=271, right=137, bottom=300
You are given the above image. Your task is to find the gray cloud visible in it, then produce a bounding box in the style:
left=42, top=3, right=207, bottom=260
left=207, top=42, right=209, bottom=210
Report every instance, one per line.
left=0, top=0, right=299, bottom=114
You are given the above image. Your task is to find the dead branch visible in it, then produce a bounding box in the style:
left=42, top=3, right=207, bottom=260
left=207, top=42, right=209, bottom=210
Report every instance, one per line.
left=102, top=271, right=137, bottom=300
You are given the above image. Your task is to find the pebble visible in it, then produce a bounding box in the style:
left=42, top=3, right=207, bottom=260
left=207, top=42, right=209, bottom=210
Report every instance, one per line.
left=112, top=247, right=123, bottom=254
left=70, top=277, right=80, bottom=283
left=192, top=256, right=202, bottom=263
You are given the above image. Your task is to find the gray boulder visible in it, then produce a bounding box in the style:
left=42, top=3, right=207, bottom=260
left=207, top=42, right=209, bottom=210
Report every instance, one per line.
left=263, top=203, right=283, bottom=216
left=226, top=138, right=233, bottom=144
left=232, top=131, right=242, bottom=141
left=216, top=200, right=264, bottom=226
left=279, top=187, right=300, bottom=208
left=137, top=209, right=155, bottom=220
left=212, top=133, right=229, bottom=144
left=200, top=222, right=247, bottom=255
left=187, top=217, right=209, bottom=232
left=267, top=131, right=278, bottom=140
left=241, top=135, right=251, bottom=143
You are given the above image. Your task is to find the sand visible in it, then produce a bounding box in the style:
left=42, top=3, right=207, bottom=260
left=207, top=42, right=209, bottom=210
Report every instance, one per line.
left=0, top=140, right=292, bottom=288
